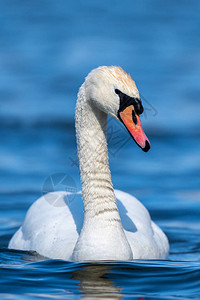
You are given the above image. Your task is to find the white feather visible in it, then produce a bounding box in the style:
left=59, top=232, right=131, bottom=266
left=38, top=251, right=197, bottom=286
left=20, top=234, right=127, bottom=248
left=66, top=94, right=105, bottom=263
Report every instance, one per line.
left=9, top=66, right=169, bottom=261
left=9, top=190, right=168, bottom=260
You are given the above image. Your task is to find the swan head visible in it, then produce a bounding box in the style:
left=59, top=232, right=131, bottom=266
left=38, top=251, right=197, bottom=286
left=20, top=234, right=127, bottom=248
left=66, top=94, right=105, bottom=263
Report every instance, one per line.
left=85, top=66, right=150, bottom=152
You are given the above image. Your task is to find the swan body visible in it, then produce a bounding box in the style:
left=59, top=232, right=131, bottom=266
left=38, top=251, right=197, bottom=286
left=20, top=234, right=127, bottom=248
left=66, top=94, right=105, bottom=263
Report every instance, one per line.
left=9, top=66, right=169, bottom=260
left=9, top=191, right=168, bottom=260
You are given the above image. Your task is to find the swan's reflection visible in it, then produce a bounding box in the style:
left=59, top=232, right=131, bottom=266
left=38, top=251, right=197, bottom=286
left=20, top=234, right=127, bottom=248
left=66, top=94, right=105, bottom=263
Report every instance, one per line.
left=72, top=263, right=123, bottom=299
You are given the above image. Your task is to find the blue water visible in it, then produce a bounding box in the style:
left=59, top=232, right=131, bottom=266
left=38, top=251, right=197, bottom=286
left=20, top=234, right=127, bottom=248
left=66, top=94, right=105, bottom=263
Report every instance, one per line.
left=1, top=0, right=200, bottom=298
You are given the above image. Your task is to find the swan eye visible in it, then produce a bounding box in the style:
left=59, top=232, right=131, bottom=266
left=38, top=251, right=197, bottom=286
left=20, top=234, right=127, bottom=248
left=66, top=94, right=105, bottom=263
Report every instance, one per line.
left=115, top=89, right=121, bottom=95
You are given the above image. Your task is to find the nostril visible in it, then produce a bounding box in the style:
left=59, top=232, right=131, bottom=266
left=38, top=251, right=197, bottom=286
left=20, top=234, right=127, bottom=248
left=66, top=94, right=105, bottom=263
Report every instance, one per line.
left=132, top=110, right=137, bottom=125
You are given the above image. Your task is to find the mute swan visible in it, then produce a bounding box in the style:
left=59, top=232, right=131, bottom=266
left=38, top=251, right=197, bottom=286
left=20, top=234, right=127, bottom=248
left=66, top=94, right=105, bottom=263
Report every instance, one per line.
left=9, top=66, right=169, bottom=261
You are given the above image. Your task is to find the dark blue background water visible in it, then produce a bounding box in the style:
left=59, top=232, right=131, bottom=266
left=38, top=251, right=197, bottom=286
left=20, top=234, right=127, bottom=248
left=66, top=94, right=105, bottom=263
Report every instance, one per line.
left=0, top=0, right=200, bottom=298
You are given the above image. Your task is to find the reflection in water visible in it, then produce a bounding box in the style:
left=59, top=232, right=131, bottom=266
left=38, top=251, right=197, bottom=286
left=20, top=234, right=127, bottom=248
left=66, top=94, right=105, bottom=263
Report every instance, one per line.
left=72, top=263, right=123, bottom=299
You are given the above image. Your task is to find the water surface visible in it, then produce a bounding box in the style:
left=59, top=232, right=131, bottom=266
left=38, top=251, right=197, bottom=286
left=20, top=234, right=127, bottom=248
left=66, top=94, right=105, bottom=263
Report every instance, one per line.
left=0, top=1, right=200, bottom=298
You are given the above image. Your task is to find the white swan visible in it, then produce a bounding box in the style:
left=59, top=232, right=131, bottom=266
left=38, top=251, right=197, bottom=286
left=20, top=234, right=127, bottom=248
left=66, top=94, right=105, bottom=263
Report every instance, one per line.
left=9, top=66, right=169, bottom=261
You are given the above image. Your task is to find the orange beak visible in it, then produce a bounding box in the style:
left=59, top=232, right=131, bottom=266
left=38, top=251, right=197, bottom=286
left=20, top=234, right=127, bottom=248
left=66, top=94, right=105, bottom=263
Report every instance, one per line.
left=119, top=105, right=150, bottom=152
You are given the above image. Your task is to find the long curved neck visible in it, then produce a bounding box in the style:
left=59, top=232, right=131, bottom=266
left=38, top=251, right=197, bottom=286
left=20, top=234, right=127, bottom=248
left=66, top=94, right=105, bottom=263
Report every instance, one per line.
left=73, top=83, right=132, bottom=261
left=75, top=83, right=119, bottom=220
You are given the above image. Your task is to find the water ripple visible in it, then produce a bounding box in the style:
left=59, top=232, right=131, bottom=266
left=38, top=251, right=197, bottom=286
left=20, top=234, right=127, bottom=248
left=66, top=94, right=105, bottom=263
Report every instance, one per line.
left=0, top=251, right=200, bottom=298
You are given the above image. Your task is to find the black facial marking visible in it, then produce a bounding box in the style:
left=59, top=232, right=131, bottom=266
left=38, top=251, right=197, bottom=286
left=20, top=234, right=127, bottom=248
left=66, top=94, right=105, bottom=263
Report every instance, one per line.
left=116, top=89, right=144, bottom=118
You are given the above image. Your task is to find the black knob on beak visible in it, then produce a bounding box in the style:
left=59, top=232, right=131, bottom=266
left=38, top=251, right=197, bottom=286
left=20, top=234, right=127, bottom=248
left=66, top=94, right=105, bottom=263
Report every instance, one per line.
left=134, top=99, right=143, bottom=115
